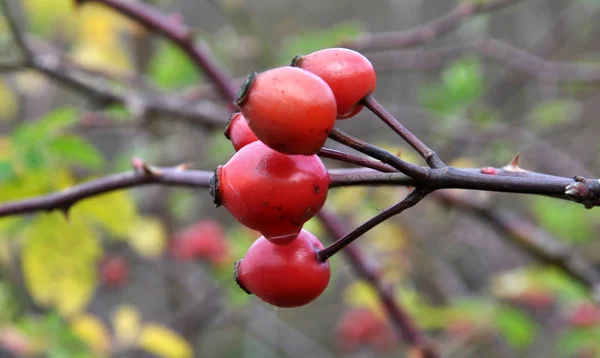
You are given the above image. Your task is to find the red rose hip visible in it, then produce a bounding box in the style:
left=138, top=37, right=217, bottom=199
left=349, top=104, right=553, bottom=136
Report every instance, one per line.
left=292, top=48, right=376, bottom=119
left=224, top=112, right=259, bottom=151
left=100, top=255, right=129, bottom=288
left=210, top=141, right=330, bottom=243
left=235, top=66, right=337, bottom=155
left=234, top=230, right=331, bottom=308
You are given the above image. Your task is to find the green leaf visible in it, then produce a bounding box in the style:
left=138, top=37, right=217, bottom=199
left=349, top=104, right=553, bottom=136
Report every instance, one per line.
left=531, top=196, right=594, bottom=244
left=13, top=108, right=79, bottom=145
left=148, top=41, right=200, bottom=89
left=420, top=58, right=485, bottom=116
left=49, top=135, right=104, bottom=170
left=494, top=306, right=537, bottom=350
left=558, top=329, right=600, bottom=357
left=279, top=23, right=363, bottom=63
left=0, top=161, right=15, bottom=182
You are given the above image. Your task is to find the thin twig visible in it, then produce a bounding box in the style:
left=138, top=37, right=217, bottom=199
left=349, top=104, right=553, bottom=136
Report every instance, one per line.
left=341, top=0, right=521, bottom=51
left=328, top=128, right=428, bottom=179
left=370, top=38, right=600, bottom=84
left=434, top=190, right=600, bottom=304
left=318, top=187, right=429, bottom=261
left=1, top=0, right=33, bottom=62
left=87, top=0, right=238, bottom=104
left=318, top=147, right=396, bottom=172
left=363, top=95, right=445, bottom=168
left=317, top=209, right=438, bottom=358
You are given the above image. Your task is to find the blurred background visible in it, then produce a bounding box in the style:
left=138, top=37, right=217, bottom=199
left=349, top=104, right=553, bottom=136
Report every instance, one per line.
left=1, top=0, right=600, bottom=357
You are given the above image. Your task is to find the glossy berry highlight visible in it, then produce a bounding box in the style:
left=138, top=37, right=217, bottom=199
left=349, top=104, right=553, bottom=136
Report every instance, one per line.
left=292, top=48, right=376, bottom=119
left=224, top=112, right=259, bottom=151
left=210, top=141, right=330, bottom=243
left=234, top=230, right=331, bottom=308
left=235, top=66, right=337, bottom=155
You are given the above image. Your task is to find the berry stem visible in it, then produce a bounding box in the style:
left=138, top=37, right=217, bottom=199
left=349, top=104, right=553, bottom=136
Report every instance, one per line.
left=317, top=187, right=430, bottom=262
left=318, top=148, right=396, bottom=172
left=328, top=128, right=428, bottom=180
left=363, top=95, right=445, bottom=169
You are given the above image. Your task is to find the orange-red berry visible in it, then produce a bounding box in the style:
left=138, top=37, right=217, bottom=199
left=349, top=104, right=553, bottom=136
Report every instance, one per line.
left=224, top=112, right=259, bottom=151
left=210, top=141, right=329, bottom=244
left=234, top=230, right=330, bottom=308
left=235, top=66, right=337, bottom=155
left=293, top=48, right=376, bottom=119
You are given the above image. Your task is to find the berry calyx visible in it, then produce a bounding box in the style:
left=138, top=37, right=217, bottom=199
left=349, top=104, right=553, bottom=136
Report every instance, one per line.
left=100, top=255, right=129, bottom=288
left=224, top=112, right=259, bottom=151
left=169, top=220, right=229, bottom=266
left=210, top=141, right=330, bottom=243
left=235, top=66, right=337, bottom=155
left=234, top=230, right=331, bottom=308
left=292, top=48, right=376, bottom=119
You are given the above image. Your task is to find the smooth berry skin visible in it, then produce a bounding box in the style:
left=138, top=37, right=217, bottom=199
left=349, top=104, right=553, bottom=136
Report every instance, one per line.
left=212, top=141, right=330, bottom=243
left=234, top=230, right=330, bottom=308
left=293, top=48, right=376, bottom=119
left=224, top=112, right=259, bottom=151
left=170, top=220, right=229, bottom=266
left=100, top=255, right=129, bottom=288
left=235, top=66, right=337, bottom=155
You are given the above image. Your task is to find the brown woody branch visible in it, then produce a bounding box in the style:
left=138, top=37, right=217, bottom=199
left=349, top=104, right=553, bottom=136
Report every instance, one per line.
left=341, top=0, right=521, bottom=51
left=0, top=161, right=212, bottom=217
left=0, top=39, right=228, bottom=129
left=81, top=0, right=238, bottom=104
left=317, top=209, right=438, bottom=358
left=434, top=190, right=600, bottom=304
left=369, top=38, right=600, bottom=83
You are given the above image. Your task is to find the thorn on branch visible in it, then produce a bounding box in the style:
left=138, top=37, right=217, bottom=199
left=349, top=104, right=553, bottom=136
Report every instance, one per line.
left=175, top=162, right=193, bottom=171
left=132, top=157, right=162, bottom=176
left=503, top=153, right=523, bottom=172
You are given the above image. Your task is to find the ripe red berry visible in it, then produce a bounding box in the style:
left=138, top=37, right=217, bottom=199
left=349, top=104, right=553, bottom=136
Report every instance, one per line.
left=224, top=112, right=258, bottom=151
left=292, top=48, right=376, bottom=119
left=210, top=141, right=329, bottom=244
left=170, top=220, right=229, bottom=266
left=234, top=230, right=330, bottom=308
left=235, top=66, right=337, bottom=155
left=100, top=255, right=129, bottom=288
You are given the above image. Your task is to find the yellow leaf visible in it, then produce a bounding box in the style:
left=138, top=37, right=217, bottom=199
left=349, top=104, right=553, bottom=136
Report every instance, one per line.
left=70, top=314, right=111, bottom=354
left=69, top=3, right=139, bottom=75
left=449, top=157, right=478, bottom=168
left=327, top=187, right=369, bottom=215
left=369, top=221, right=406, bottom=252
left=138, top=323, right=193, bottom=358
left=0, top=81, right=18, bottom=121
left=112, top=305, right=141, bottom=348
left=127, top=217, right=166, bottom=259
left=73, top=190, right=138, bottom=238
left=23, top=0, right=74, bottom=35
left=21, top=213, right=101, bottom=316
left=343, top=281, right=384, bottom=317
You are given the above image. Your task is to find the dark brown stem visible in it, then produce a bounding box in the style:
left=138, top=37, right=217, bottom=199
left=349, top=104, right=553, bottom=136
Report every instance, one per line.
left=328, top=128, right=428, bottom=180
left=363, top=95, right=445, bottom=168
left=318, top=148, right=396, bottom=172
left=318, top=187, right=429, bottom=262
left=317, top=209, right=438, bottom=358
left=0, top=165, right=212, bottom=218
left=88, top=0, right=238, bottom=104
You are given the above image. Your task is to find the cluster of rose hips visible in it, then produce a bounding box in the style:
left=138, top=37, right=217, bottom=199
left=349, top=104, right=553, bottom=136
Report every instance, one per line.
left=209, top=48, right=377, bottom=307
